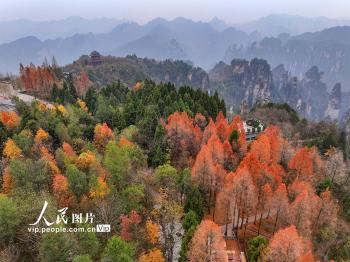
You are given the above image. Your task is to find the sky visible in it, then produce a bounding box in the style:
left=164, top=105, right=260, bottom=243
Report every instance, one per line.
left=0, top=0, right=349, bottom=23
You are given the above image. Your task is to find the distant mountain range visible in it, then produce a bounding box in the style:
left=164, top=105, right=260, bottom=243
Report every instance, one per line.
left=0, top=16, right=125, bottom=44
left=0, top=17, right=258, bottom=73
left=235, top=14, right=350, bottom=37
left=1, top=14, right=350, bottom=91
left=225, top=26, right=350, bottom=90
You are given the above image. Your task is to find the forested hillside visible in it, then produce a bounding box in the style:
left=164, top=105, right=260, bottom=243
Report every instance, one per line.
left=1, top=75, right=350, bottom=261
left=63, top=55, right=210, bottom=90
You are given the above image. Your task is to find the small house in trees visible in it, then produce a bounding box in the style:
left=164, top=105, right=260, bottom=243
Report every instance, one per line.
left=89, top=51, right=103, bottom=66
left=244, top=119, right=265, bottom=141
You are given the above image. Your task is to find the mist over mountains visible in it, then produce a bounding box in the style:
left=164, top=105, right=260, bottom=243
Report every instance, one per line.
left=225, top=26, right=350, bottom=89
left=235, top=14, right=350, bottom=36
left=0, top=16, right=258, bottom=73
left=0, top=16, right=125, bottom=44
left=0, top=14, right=350, bottom=92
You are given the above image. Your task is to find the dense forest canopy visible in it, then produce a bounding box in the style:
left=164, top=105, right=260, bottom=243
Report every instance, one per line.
left=1, top=71, right=350, bottom=262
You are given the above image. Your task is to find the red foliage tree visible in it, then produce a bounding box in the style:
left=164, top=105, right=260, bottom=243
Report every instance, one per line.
left=73, top=71, right=92, bottom=96
left=271, top=183, right=290, bottom=233
left=315, top=190, right=338, bottom=229
left=191, top=144, right=217, bottom=209
left=228, top=167, right=257, bottom=234
left=0, top=112, right=20, bottom=129
left=289, top=186, right=320, bottom=237
left=62, top=142, right=76, bottom=158
left=206, top=134, right=225, bottom=166
left=215, top=111, right=229, bottom=142
left=267, top=225, right=314, bottom=262
left=187, top=220, right=228, bottom=262
left=163, top=112, right=202, bottom=167
left=93, top=123, right=114, bottom=152
left=120, top=210, right=141, bottom=241
left=19, top=64, right=56, bottom=98
left=202, top=118, right=217, bottom=145
left=288, top=147, right=323, bottom=183
left=194, top=113, right=207, bottom=129
left=52, top=174, right=76, bottom=208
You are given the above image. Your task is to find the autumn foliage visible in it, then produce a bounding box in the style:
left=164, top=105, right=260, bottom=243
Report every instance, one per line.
left=3, top=139, right=22, bottom=159
left=145, top=220, right=160, bottom=245
left=163, top=112, right=338, bottom=260
left=73, top=71, right=92, bottom=96
left=163, top=112, right=202, bottom=167
left=0, top=112, right=20, bottom=129
left=120, top=210, right=141, bottom=241
left=187, top=220, right=227, bottom=262
left=0, top=92, right=342, bottom=262
left=266, top=225, right=314, bottom=262
left=19, top=64, right=57, bottom=98
left=34, top=128, right=49, bottom=144
left=138, top=248, right=165, bottom=262
left=93, top=123, right=114, bottom=151
left=2, top=168, right=13, bottom=194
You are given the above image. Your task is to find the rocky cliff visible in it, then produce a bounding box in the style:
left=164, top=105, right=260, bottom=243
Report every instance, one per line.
left=63, top=55, right=348, bottom=123
left=209, top=58, right=279, bottom=112
left=209, top=58, right=348, bottom=123
left=325, top=83, right=342, bottom=122
left=225, top=26, right=350, bottom=91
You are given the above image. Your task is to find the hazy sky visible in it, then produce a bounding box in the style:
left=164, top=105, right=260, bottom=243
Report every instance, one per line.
left=1, top=0, right=349, bottom=23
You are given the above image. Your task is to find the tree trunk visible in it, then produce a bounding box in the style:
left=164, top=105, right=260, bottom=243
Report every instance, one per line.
left=273, top=207, right=280, bottom=234
left=231, top=198, right=237, bottom=233
left=225, top=199, right=229, bottom=237
left=254, top=190, right=261, bottom=224
left=331, top=165, right=338, bottom=183
left=234, top=207, right=240, bottom=234
left=258, top=201, right=265, bottom=235
left=266, top=208, right=271, bottom=219
left=314, top=206, right=323, bottom=230
left=212, top=187, right=218, bottom=221
left=240, top=209, right=245, bottom=229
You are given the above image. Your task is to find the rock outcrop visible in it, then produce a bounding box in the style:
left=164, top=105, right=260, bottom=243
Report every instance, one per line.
left=325, top=83, right=342, bottom=121
left=209, top=58, right=279, bottom=112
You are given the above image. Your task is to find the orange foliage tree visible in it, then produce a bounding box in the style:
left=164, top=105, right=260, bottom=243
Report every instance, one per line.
left=52, top=173, right=76, bottom=208
left=289, top=186, right=321, bottom=237
left=34, top=128, right=49, bottom=144
left=119, top=137, right=134, bottom=147
left=228, top=167, right=257, bottom=234
left=288, top=147, right=323, bottom=183
left=187, top=220, right=228, bottom=262
left=89, top=175, right=109, bottom=199
left=62, top=142, right=76, bottom=158
left=271, top=183, right=290, bottom=233
left=19, top=64, right=57, bottom=98
left=3, top=139, right=22, bottom=159
left=266, top=225, right=315, bottom=262
left=138, top=248, right=165, bottom=262
left=145, top=220, right=160, bottom=245
left=2, top=168, right=13, bottom=194
left=0, top=112, right=20, bottom=129
left=191, top=144, right=217, bottom=210
left=93, top=123, right=114, bottom=152
left=163, top=112, right=202, bottom=168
